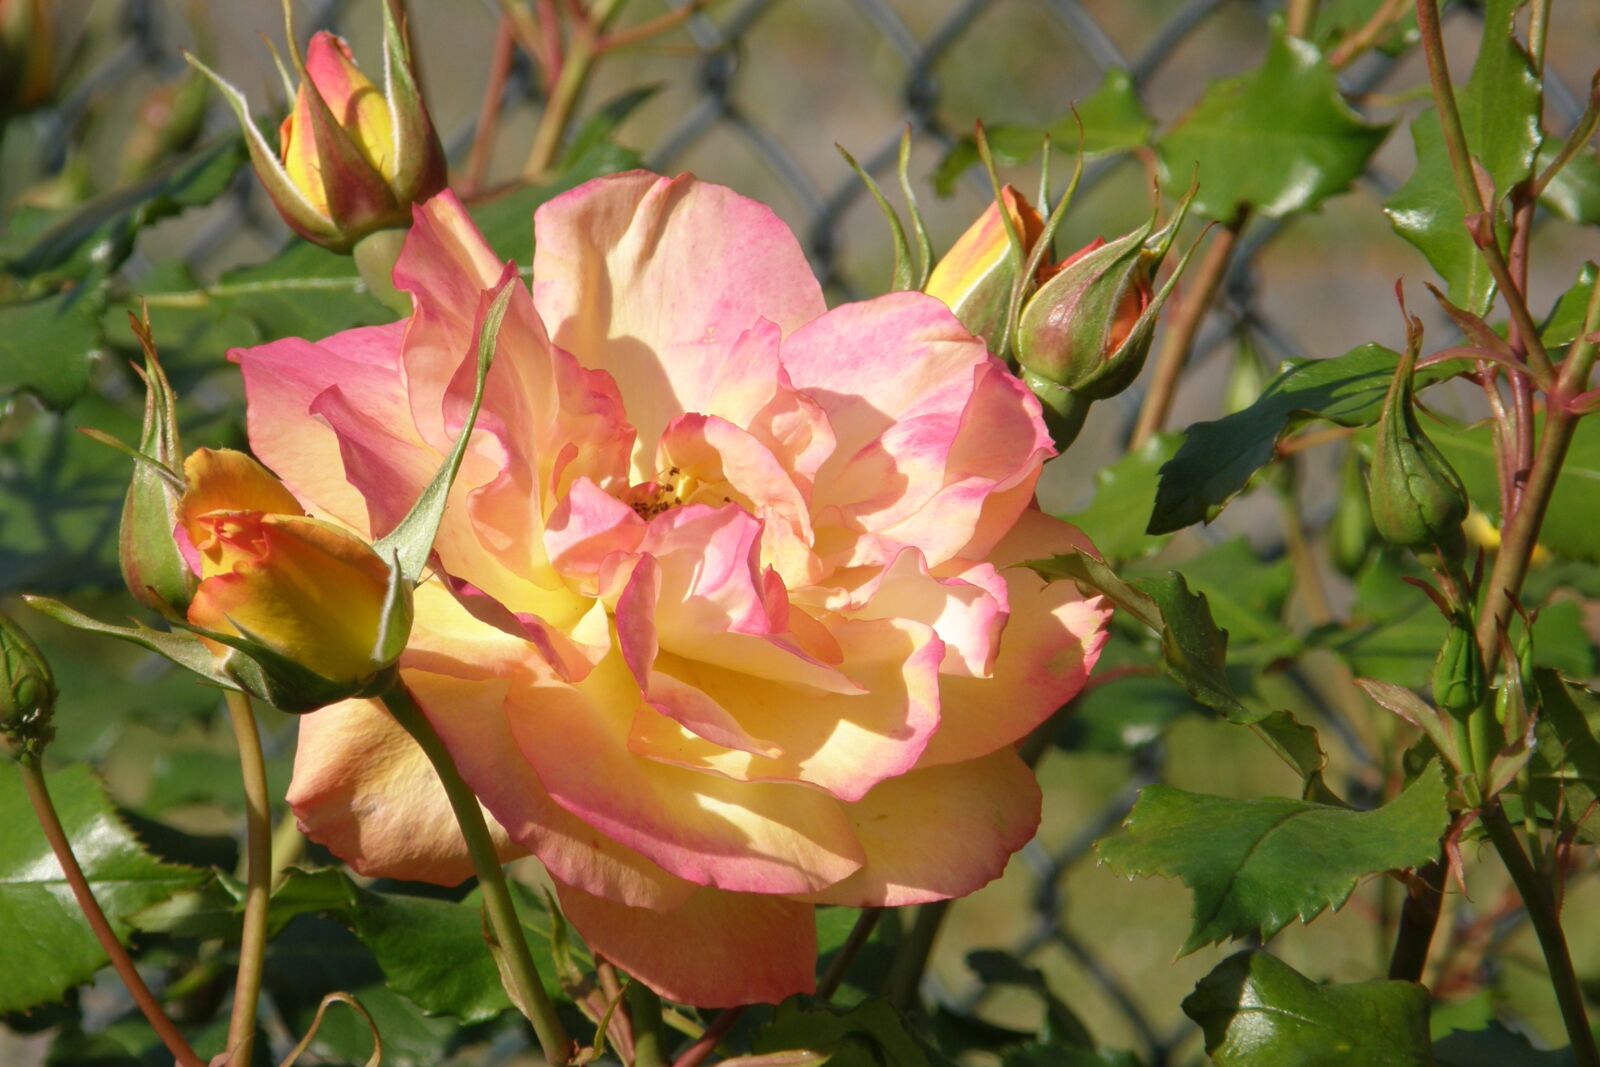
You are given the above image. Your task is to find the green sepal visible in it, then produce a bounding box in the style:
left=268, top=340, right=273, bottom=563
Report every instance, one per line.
left=375, top=277, right=511, bottom=582
left=837, top=144, right=913, bottom=292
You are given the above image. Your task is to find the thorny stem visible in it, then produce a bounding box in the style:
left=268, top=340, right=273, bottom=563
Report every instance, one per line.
left=522, top=0, right=627, bottom=179
left=1481, top=804, right=1600, bottom=1065
left=381, top=684, right=575, bottom=1065
left=1388, top=857, right=1447, bottom=981
left=671, top=1007, right=746, bottom=1067
left=817, top=909, right=884, bottom=1001
left=463, top=15, right=518, bottom=195
left=16, top=759, right=205, bottom=1067
left=1130, top=216, right=1241, bottom=449
left=1412, top=0, right=1555, bottom=387
left=1326, top=0, right=1409, bottom=70
left=223, top=691, right=272, bottom=1067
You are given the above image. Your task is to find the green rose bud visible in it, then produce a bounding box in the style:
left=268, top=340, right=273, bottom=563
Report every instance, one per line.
left=1431, top=613, right=1486, bottom=720
left=1367, top=347, right=1467, bottom=562
left=1, top=610, right=56, bottom=760
left=117, top=316, right=197, bottom=618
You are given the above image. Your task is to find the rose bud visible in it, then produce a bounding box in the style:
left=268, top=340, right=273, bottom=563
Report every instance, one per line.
left=1367, top=347, right=1467, bottom=564
left=0, top=609, right=56, bottom=760
left=118, top=71, right=210, bottom=182
left=0, top=0, right=55, bottom=116
left=177, top=448, right=413, bottom=712
left=1014, top=227, right=1158, bottom=400
left=925, top=185, right=1045, bottom=347
left=187, top=2, right=446, bottom=252
left=1431, top=612, right=1487, bottom=720
left=117, top=319, right=198, bottom=618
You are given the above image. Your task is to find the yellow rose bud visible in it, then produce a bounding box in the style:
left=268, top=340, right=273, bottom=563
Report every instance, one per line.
left=925, top=185, right=1044, bottom=346
left=178, top=449, right=411, bottom=704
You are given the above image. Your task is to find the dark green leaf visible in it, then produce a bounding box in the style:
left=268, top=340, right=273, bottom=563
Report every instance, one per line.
left=0, top=289, right=104, bottom=410
left=0, top=137, right=245, bottom=285
left=1528, top=671, right=1600, bottom=843
left=1140, top=538, right=1293, bottom=656
left=1099, top=764, right=1446, bottom=953
left=816, top=907, right=896, bottom=1008
left=470, top=140, right=643, bottom=264
left=1056, top=432, right=1178, bottom=562
left=1156, top=31, right=1388, bottom=223
left=558, top=86, right=660, bottom=174
left=1003, top=1046, right=1142, bottom=1067
left=1385, top=0, right=1541, bottom=314
left=1531, top=600, right=1597, bottom=678
left=965, top=950, right=1093, bottom=1049
left=753, top=998, right=938, bottom=1067
left=1540, top=263, right=1597, bottom=350
left=1182, top=950, right=1432, bottom=1066
left=0, top=765, right=205, bottom=1012
left=1149, top=344, right=1466, bottom=534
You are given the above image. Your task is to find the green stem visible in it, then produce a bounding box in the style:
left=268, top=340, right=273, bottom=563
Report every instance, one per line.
left=381, top=684, right=574, bottom=1065
left=521, top=0, right=627, bottom=179
left=1481, top=804, right=1600, bottom=1065
left=352, top=227, right=412, bottom=316
left=1412, top=0, right=1555, bottom=386
left=886, top=900, right=950, bottom=1011
left=626, top=981, right=669, bottom=1067
left=16, top=759, right=205, bottom=1067
left=817, top=908, right=884, bottom=1001
left=1388, top=857, right=1446, bottom=981
left=223, top=691, right=272, bottom=1067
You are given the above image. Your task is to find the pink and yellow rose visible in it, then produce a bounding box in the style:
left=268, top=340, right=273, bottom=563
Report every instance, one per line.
left=232, top=172, right=1110, bottom=1006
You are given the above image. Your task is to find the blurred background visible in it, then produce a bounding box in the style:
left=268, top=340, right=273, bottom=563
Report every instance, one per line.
left=2, top=1, right=1598, bottom=1064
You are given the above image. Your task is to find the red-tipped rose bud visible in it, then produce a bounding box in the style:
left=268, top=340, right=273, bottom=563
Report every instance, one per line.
left=187, top=2, right=446, bottom=252
left=925, top=185, right=1045, bottom=347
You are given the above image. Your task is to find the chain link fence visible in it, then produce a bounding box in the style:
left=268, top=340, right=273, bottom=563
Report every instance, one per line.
left=14, top=1, right=1597, bottom=1063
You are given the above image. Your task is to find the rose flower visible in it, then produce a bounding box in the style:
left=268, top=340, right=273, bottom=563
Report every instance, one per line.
left=233, top=172, right=1110, bottom=1006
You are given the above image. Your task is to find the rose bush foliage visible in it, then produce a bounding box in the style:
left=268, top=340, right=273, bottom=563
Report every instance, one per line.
left=233, top=172, right=1110, bottom=1005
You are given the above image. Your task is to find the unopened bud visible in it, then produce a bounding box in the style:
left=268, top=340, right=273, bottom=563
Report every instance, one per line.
left=119, top=72, right=209, bottom=182
left=188, top=3, right=446, bottom=252
left=1016, top=229, right=1154, bottom=398
left=1367, top=349, right=1468, bottom=562
left=118, top=318, right=197, bottom=617
left=1432, top=614, right=1486, bottom=719
left=925, top=186, right=1044, bottom=347
left=0, top=0, right=55, bottom=116
left=1, top=610, right=56, bottom=759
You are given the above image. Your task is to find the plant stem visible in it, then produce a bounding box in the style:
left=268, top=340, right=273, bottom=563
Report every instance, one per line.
left=1130, top=217, right=1242, bottom=448
left=671, top=1007, right=745, bottom=1067
left=1286, top=0, right=1319, bottom=38
left=380, top=684, right=574, bottom=1065
left=627, top=981, right=669, bottom=1067
left=223, top=691, right=272, bottom=1067
left=1481, top=804, right=1600, bottom=1065
left=521, top=0, right=627, bottom=179
left=1412, top=0, right=1555, bottom=386
left=16, top=759, right=204, bottom=1067
left=1476, top=278, right=1600, bottom=672
left=817, top=908, right=884, bottom=1001
left=1388, top=857, right=1446, bottom=981
left=463, top=15, right=518, bottom=196
left=886, top=900, right=950, bottom=1011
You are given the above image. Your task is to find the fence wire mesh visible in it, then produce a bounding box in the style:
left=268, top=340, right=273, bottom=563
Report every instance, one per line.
left=13, top=1, right=1597, bottom=1063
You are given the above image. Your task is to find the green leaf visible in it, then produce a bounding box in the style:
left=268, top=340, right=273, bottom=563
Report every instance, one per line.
left=1528, top=671, right=1600, bottom=843
left=1385, top=0, right=1541, bottom=314
left=1003, top=1046, right=1143, bottom=1067
left=471, top=141, right=643, bottom=264
left=815, top=907, right=896, bottom=1008
left=1539, top=146, right=1600, bottom=225
left=558, top=86, right=659, bottom=174
left=1057, top=635, right=1200, bottom=754
left=965, top=950, right=1092, bottom=1049
left=1099, top=764, right=1446, bottom=953
left=1056, top=432, right=1178, bottom=562
left=0, top=289, right=105, bottom=410
left=753, top=998, right=938, bottom=1067
left=0, top=765, right=205, bottom=1012
left=1540, top=263, right=1597, bottom=350
left=1149, top=344, right=1466, bottom=534
left=0, top=137, right=246, bottom=285
left=1140, top=538, right=1293, bottom=657
left=1182, top=950, right=1432, bottom=1066
left=931, top=69, right=1152, bottom=196
left=1156, top=30, right=1388, bottom=223
left=1026, top=550, right=1327, bottom=783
